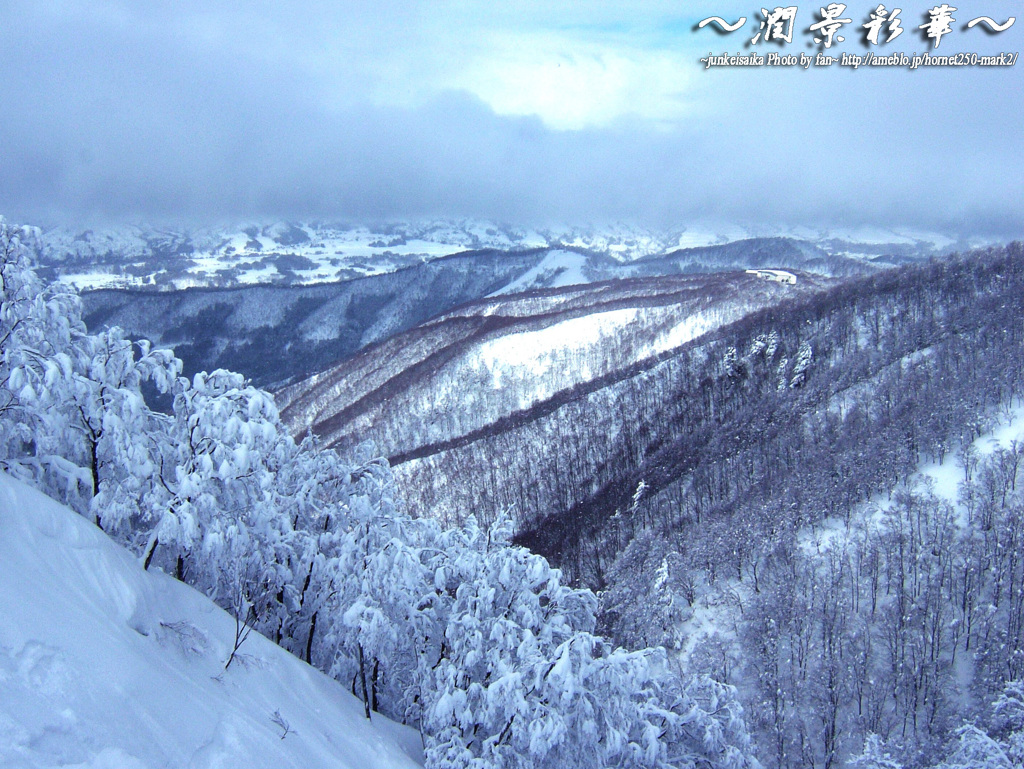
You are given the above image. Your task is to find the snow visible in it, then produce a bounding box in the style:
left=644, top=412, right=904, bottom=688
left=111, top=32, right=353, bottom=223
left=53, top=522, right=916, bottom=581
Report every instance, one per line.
left=919, top=401, right=1024, bottom=505
left=489, top=250, right=591, bottom=295
left=672, top=223, right=746, bottom=250
left=0, top=472, right=423, bottom=769
left=797, top=402, right=1024, bottom=558
left=678, top=400, right=1024, bottom=691
left=36, top=219, right=998, bottom=292
left=824, top=225, right=923, bottom=246
left=473, top=308, right=639, bottom=386
left=37, top=220, right=533, bottom=291
left=636, top=311, right=723, bottom=360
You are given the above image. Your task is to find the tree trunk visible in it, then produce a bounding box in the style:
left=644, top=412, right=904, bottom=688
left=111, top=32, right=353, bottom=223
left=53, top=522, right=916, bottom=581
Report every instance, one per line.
left=358, top=644, right=371, bottom=721
left=305, top=611, right=317, bottom=663
left=371, top=658, right=379, bottom=713
left=142, top=534, right=159, bottom=571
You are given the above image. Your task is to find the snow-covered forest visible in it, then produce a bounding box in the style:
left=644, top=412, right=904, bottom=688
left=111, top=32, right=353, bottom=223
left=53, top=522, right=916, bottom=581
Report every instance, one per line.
left=3, top=0, right=1022, bottom=763
left=7, top=214, right=1024, bottom=768
left=0, top=220, right=758, bottom=767
left=584, top=244, right=1024, bottom=768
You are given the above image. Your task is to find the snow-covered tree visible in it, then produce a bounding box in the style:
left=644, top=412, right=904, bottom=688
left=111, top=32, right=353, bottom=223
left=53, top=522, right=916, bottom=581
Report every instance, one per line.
left=851, top=734, right=904, bottom=769
left=789, top=340, right=813, bottom=388
left=75, top=330, right=180, bottom=527
left=0, top=221, right=89, bottom=506
left=934, top=725, right=1014, bottom=769
left=416, top=517, right=754, bottom=769
left=0, top=233, right=762, bottom=768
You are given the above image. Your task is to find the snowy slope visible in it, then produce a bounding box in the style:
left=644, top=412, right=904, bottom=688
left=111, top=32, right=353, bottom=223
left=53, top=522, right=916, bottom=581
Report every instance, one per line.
left=918, top=402, right=1024, bottom=505
left=674, top=401, right=1024, bottom=696
left=277, top=270, right=834, bottom=474
left=0, top=473, right=422, bottom=769
left=488, top=249, right=592, bottom=295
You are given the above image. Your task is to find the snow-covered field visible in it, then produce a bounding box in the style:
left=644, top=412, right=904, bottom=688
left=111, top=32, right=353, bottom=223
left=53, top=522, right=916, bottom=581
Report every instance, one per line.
left=473, top=307, right=639, bottom=388
left=0, top=473, right=422, bottom=769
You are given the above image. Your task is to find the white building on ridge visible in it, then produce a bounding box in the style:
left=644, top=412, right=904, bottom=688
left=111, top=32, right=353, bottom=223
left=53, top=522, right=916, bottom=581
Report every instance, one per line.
left=745, top=268, right=797, bottom=285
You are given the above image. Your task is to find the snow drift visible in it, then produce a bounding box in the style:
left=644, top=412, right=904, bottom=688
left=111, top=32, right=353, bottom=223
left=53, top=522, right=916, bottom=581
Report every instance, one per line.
left=0, top=472, right=422, bottom=769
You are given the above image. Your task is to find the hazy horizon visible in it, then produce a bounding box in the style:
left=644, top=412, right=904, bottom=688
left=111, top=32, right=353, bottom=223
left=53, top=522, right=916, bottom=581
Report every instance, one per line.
left=2, top=2, right=1021, bottom=238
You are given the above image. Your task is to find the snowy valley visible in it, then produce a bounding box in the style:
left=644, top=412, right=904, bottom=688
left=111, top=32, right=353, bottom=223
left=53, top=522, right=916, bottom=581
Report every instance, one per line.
left=4, top=0, right=1022, bottom=765
left=5, top=218, right=1024, bottom=769
left=0, top=222, right=758, bottom=769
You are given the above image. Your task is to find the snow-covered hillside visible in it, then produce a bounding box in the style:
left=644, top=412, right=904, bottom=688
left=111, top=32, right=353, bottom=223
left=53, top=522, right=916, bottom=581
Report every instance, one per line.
left=32, top=219, right=980, bottom=292
left=0, top=472, right=422, bottom=769
left=37, top=220, right=543, bottom=291
left=488, top=249, right=592, bottom=295
left=277, top=270, right=832, bottom=463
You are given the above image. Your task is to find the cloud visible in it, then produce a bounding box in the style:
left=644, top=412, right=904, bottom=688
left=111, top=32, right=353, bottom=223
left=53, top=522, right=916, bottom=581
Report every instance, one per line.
left=0, top=1, right=1021, bottom=237
left=432, top=31, right=694, bottom=130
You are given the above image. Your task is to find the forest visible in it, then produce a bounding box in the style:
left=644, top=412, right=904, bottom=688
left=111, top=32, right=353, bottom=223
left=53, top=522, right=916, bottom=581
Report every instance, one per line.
left=5, top=216, right=1024, bottom=767
left=575, top=244, right=1024, bottom=767
left=0, top=222, right=757, bottom=767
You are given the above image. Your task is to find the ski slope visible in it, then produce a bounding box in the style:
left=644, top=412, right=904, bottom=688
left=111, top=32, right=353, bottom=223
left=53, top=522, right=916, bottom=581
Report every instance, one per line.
left=0, top=473, right=422, bottom=769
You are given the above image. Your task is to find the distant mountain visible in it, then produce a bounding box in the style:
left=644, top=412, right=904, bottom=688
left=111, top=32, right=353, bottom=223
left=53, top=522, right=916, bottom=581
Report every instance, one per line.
left=81, top=248, right=547, bottom=388
left=37, top=220, right=548, bottom=290
left=36, top=219, right=972, bottom=292
left=80, top=236, right=895, bottom=389
left=632, top=237, right=855, bottom=276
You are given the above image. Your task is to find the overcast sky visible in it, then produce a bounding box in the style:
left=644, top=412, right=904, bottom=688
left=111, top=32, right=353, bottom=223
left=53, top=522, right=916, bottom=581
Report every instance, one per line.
left=1, top=1, right=1021, bottom=235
